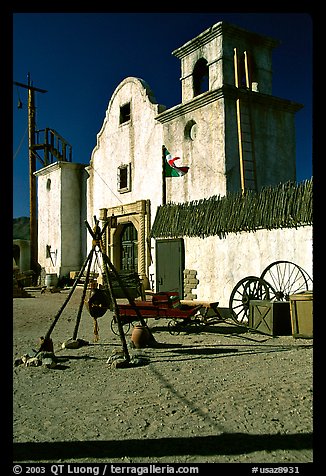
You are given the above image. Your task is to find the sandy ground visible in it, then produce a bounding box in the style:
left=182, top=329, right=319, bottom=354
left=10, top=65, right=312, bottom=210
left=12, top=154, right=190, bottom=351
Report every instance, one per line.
left=12, top=287, right=313, bottom=465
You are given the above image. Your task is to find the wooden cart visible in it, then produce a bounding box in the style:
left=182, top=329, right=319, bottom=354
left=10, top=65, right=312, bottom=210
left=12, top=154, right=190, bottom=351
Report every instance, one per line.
left=111, top=292, right=203, bottom=336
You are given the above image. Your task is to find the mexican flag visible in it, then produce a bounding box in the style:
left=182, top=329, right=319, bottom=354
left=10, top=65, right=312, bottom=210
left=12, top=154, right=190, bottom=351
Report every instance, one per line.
left=163, top=146, right=189, bottom=177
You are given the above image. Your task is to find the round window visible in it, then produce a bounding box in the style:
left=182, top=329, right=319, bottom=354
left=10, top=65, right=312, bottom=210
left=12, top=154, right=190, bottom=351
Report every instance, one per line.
left=185, top=120, right=197, bottom=141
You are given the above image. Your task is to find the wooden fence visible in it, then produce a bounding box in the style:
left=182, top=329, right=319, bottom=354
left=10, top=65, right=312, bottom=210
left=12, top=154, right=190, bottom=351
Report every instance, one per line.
left=151, top=179, right=313, bottom=239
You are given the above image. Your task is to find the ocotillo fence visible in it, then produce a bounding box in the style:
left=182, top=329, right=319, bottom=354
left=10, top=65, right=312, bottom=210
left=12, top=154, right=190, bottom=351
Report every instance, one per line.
left=151, top=179, right=312, bottom=239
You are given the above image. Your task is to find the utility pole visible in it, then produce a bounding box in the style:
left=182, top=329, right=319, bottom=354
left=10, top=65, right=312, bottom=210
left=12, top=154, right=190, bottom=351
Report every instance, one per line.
left=14, top=73, right=47, bottom=276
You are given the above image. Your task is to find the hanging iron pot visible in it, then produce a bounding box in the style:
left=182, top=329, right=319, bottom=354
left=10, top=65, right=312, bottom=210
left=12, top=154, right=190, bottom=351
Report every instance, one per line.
left=85, top=288, right=111, bottom=319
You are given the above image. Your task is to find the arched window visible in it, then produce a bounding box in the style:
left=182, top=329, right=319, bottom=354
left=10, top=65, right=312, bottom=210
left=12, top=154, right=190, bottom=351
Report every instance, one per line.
left=193, top=58, right=209, bottom=97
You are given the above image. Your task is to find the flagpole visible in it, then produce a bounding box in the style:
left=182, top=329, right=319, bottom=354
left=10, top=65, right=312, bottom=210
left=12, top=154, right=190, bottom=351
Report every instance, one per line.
left=162, top=145, right=167, bottom=205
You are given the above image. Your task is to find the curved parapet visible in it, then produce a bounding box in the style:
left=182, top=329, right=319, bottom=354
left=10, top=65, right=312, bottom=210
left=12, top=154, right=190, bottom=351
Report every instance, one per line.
left=90, top=77, right=166, bottom=163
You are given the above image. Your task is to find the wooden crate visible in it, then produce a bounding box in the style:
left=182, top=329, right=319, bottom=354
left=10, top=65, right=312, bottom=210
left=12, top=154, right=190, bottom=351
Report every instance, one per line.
left=289, top=291, right=313, bottom=338
left=249, top=300, right=292, bottom=336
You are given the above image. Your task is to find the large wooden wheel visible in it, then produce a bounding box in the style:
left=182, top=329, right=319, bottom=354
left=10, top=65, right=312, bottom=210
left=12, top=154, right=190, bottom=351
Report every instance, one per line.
left=260, top=260, right=312, bottom=301
left=229, top=276, right=274, bottom=325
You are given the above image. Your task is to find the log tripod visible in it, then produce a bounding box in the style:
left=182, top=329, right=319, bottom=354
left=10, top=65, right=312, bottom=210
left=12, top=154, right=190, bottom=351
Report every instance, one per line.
left=37, top=217, right=156, bottom=362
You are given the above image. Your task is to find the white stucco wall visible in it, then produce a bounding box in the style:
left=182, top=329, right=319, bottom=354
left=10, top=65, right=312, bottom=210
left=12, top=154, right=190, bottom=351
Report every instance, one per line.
left=184, top=225, right=313, bottom=306
left=160, top=97, right=227, bottom=203
left=60, top=164, right=85, bottom=275
left=157, top=89, right=300, bottom=203
left=36, top=162, right=85, bottom=277
left=87, top=77, right=165, bottom=225
left=37, top=164, right=62, bottom=275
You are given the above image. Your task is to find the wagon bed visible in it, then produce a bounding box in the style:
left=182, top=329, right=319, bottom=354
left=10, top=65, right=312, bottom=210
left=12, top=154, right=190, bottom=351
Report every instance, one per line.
left=111, top=292, right=202, bottom=335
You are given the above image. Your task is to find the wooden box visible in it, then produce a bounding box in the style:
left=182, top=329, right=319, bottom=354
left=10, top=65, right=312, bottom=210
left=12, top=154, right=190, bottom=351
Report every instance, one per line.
left=289, top=291, right=313, bottom=338
left=249, top=300, right=292, bottom=336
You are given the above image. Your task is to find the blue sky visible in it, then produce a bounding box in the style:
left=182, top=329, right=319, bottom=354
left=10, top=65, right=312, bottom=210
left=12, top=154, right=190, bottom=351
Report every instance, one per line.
left=13, top=12, right=313, bottom=218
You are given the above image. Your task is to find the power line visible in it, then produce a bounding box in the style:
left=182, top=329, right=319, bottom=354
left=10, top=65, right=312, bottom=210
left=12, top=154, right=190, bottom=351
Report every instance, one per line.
left=13, top=126, right=28, bottom=160
left=90, top=165, right=124, bottom=204
left=89, top=165, right=140, bottom=226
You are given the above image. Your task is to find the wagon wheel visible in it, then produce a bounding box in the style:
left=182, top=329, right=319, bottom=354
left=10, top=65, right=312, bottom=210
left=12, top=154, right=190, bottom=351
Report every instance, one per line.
left=168, top=319, right=182, bottom=336
left=260, top=260, right=313, bottom=301
left=188, top=318, right=206, bottom=333
left=229, top=276, right=274, bottom=325
left=110, top=316, right=131, bottom=336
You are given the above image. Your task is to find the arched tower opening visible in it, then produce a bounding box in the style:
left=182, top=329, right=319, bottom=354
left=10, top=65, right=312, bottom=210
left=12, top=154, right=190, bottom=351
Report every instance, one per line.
left=193, top=58, right=209, bottom=97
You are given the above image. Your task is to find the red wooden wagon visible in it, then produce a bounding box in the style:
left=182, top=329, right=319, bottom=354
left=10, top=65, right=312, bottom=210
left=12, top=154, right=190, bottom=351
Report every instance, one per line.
left=110, top=291, right=203, bottom=336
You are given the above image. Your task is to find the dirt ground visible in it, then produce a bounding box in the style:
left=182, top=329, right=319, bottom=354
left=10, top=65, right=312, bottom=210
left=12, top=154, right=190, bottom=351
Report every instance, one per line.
left=12, top=287, right=313, bottom=465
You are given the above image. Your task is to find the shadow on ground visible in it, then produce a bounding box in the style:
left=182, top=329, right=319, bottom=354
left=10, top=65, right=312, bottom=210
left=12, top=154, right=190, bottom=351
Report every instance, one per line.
left=13, top=432, right=312, bottom=461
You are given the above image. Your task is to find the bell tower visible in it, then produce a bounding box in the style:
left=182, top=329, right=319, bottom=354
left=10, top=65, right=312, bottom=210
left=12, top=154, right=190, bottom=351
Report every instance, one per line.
left=157, top=21, right=303, bottom=201
left=173, top=21, right=279, bottom=102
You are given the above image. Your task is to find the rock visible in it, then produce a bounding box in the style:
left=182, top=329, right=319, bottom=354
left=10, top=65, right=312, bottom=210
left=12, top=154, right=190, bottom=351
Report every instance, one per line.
left=109, top=358, right=129, bottom=369
left=62, top=339, right=81, bottom=349
left=61, top=338, right=89, bottom=349
left=14, top=357, right=23, bottom=367
left=21, top=354, right=30, bottom=364
left=37, top=351, right=56, bottom=361
left=14, top=350, right=58, bottom=369
left=111, top=348, right=125, bottom=357
left=42, top=357, right=57, bottom=369
left=129, top=356, right=148, bottom=367
left=25, top=357, right=41, bottom=367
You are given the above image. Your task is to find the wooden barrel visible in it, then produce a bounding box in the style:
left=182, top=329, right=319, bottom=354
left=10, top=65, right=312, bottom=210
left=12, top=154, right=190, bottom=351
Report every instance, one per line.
left=45, top=273, right=58, bottom=288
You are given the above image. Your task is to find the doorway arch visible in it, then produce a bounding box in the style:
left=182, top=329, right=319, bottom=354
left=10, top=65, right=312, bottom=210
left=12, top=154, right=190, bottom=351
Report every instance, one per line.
left=103, top=200, right=150, bottom=290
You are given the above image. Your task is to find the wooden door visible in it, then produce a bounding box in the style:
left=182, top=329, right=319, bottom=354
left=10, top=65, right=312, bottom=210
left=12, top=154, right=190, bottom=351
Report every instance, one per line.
left=120, top=223, right=138, bottom=272
left=156, top=239, right=184, bottom=297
